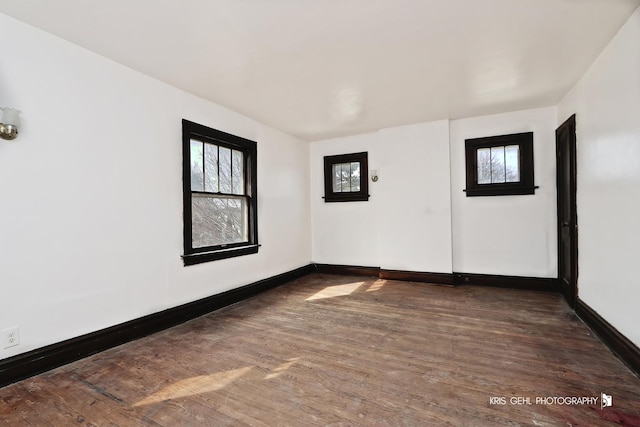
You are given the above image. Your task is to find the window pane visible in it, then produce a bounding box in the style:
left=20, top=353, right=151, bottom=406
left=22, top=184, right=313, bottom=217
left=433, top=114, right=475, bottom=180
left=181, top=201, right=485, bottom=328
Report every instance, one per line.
left=232, top=150, right=244, bottom=195
left=190, top=140, right=204, bottom=191
left=505, top=145, right=520, bottom=183
left=491, top=146, right=506, bottom=183
left=340, top=163, right=351, bottom=192
left=219, top=146, right=232, bottom=193
left=477, top=148, right=491, bottom=184
left=333, top=163, right=342, bottom=192
left=192, top=195, right=247, bottom=248
left=350, top=162, right=360, bottom=191
left=204, top=143, right=218, bottom=193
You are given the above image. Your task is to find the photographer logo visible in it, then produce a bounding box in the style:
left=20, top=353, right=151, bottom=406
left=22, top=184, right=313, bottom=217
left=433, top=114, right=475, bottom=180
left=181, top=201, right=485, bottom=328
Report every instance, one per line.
left=601, top=393, right=612, bottom=409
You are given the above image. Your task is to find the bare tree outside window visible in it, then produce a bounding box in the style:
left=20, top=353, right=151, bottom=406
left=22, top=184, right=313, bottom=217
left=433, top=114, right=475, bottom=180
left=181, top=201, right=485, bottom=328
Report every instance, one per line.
left=192, top=196, right=246, bottom=248
left=477, top=145, right=520, bottom=184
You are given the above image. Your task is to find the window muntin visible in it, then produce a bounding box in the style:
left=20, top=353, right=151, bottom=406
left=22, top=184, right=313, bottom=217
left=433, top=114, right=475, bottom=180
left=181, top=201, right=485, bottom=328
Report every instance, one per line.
left=323, top=152, right=369, bottom=202
left=182, top=119, right=258, bottom=265
left=464, top=132, right=535, bottom=197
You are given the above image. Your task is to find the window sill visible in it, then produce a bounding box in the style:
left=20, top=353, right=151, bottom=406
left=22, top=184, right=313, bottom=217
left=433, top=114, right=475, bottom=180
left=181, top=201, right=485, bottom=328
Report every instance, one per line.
left=323, top=194, right=370, bottom=203
left=464, top=186, right=537, bottom=197
left=183, top=244, right=260, bottom=266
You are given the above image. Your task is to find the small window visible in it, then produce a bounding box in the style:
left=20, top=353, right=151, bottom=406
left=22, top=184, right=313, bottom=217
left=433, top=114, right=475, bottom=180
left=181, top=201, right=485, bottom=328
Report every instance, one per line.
left=464, top=132, right=535, bottom=197
left=182, top=119, right=258, bottom=265
left=323, top=152, right=369, bottom=202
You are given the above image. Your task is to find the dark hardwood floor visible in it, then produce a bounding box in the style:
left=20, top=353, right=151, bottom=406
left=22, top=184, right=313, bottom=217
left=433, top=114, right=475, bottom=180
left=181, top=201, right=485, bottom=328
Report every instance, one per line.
left=2, top=273, right=639, bottom=426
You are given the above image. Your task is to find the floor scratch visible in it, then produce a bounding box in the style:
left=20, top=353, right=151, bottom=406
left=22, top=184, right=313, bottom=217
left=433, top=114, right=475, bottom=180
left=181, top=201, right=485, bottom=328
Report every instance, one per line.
left=78, top=379, right=124, bottom=404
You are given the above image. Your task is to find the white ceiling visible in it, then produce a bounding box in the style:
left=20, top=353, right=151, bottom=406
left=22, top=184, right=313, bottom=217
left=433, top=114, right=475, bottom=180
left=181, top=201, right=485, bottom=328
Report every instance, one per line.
left=1, top=1, right=639, bottom=141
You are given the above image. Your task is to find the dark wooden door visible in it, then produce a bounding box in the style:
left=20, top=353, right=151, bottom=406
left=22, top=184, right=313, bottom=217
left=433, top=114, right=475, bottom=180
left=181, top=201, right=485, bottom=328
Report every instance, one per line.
left=556, top=115, right=578, bottom=307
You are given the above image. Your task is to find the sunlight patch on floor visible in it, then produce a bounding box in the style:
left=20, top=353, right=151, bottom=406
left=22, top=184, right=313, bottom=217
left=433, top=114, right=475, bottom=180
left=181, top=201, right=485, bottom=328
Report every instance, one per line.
left=366, top=279, right=387, bottom=292
left=133, top=366, right=253, bottom=407
left=263, top=357, right=301, bottom=380
left=305, top=281, right=364, bottom=301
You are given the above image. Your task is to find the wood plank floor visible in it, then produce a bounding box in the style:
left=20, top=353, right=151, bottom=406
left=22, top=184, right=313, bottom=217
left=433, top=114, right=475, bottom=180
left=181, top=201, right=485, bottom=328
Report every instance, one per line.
left=2, top=273, right=640, bottom=426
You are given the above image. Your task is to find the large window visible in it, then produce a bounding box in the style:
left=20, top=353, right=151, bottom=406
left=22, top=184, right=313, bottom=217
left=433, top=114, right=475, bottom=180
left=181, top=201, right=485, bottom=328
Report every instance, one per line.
left=464, top=132, right=536, bottom=197
left=323, top=152, right=369, bottom=202
left=182, top=119, right=258, bottom=265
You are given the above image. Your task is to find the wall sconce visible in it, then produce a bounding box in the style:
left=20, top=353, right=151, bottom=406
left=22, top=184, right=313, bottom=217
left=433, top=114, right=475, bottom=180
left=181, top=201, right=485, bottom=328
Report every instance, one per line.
left=0, top=108, right=21, bottom=140
left=370, top=169, right=379, bottom=182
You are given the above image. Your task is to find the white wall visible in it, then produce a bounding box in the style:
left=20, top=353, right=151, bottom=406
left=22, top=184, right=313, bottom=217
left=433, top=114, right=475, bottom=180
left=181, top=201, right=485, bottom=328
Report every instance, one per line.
left=0, top=14, right=311, bottom=360
left=310, top=121, right=453, bottom=273
left=557, top=7, right=640, bottom=347
left=377, top=122, right=452, bottom=272
left=310, top=132, right=382, bottom=267
left=449, top=107, right=558, bottom=278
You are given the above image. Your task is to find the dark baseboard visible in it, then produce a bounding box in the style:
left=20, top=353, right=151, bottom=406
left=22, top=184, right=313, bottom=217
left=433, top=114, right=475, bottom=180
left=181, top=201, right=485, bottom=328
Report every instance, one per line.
left=379, top=269, right=454, bottom=286
left=576, top=298, right=640, bottom=378
left=453, top=272, right=560, bottom=292
left=0, top=264, right=315, bottom=388
left=314, top=264, right=453, bottom=286
left=313, top=263, right=558, bottom=291
left=314, top=263, right=381, bottom=277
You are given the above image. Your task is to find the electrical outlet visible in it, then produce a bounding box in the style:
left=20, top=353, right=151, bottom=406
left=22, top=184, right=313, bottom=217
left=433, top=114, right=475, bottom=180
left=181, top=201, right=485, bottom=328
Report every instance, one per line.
left=2, top=327, right=20, bottom=349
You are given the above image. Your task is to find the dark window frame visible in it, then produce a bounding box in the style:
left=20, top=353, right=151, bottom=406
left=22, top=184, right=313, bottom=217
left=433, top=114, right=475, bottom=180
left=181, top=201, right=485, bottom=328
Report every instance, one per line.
left=182, top=119, right=258, bottom=265
left=464, top=132, right=536, bottom=197
left=323, top=152, right=369, bottom=202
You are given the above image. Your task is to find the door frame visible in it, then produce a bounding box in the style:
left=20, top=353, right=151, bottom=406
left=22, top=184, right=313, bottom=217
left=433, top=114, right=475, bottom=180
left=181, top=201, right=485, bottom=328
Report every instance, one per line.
left=556, top=114, right=578, bottom=307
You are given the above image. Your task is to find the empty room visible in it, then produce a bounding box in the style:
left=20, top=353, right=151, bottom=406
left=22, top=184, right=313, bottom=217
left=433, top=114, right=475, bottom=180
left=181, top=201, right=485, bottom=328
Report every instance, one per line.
left=1, top=0, right=640, bottom=425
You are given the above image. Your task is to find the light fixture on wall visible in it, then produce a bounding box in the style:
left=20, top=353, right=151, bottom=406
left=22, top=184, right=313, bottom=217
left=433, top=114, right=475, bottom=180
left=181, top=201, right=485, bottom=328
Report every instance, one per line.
left=0, top=108, right=21, bottom=140
left=370, top=169, right=379, bottom=182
